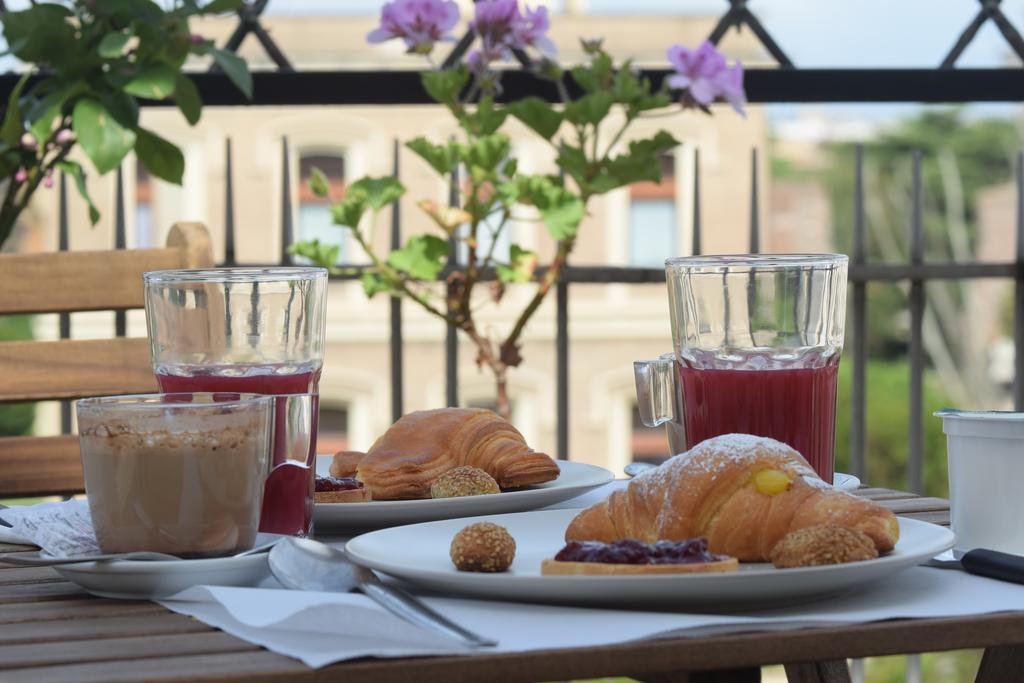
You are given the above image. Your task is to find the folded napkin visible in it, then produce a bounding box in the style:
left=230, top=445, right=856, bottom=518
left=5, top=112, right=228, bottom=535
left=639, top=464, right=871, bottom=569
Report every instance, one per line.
left=160, top=567, right=1024, bottom=668
left=0, top=499, right=98, bottom=555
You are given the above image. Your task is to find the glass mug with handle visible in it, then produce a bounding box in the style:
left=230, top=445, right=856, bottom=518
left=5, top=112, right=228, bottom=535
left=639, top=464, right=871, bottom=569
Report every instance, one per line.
left=634, top=254, right=848, bottom=483
left=143, top=267, right=327, bottom=536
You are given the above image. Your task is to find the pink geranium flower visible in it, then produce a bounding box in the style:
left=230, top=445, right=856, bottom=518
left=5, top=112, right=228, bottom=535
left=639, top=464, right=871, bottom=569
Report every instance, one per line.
left=471, top=0, right=556, bottom=64
left=666, top=41, right=746, bottom=116
left=367, top=0, right=459, bottom=54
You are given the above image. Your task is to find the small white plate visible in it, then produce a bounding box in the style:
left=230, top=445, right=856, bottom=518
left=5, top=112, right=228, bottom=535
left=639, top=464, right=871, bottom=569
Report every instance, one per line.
left=346, top=510, right=954, bottom=611
left=834, top=472, right=861, bottom=491
left=52, top=534, right=281, bottom=600
left=314, top=456, right=614, bottom=531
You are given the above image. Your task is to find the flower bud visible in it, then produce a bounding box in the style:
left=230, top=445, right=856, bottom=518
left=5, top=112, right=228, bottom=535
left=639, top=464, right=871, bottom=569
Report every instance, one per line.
left=55, top=129, right=75, bottom=146
left=14, top=168, right=27, bottom=184
left=20, top=133, right=37, bottom=152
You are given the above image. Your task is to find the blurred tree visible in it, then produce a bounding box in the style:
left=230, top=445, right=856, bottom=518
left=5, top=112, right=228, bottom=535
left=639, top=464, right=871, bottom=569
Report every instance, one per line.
left=0, top=315, right=35, bottom=436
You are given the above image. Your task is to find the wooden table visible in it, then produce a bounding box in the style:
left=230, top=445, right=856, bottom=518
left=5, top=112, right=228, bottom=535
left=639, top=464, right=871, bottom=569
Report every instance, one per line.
left=2, top=488, right=1022, bottom=683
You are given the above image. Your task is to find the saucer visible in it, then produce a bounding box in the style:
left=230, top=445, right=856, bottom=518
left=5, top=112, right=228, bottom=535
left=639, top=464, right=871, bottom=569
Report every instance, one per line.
left=52, top=534, right=281, bottom=600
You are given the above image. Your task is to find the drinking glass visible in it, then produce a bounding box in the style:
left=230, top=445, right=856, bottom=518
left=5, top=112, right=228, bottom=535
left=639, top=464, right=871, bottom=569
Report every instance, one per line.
left=635, top=254, right=848, bottom=482
left=143, top=267, right=327, bottom=535
left=76, top=392, right=273, bottom=557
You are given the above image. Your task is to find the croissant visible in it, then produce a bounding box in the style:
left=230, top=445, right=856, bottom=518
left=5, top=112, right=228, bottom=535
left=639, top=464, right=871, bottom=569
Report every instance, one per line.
left=330, top=408, right=559, bottom=500
left=565, top=434, right=899, bottom=562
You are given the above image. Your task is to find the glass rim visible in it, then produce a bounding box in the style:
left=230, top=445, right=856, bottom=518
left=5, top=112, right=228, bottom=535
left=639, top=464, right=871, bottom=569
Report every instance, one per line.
left=75, top=392, right=276, bottom=411
left=143, top=267, right=327, bottom=284
left=665, top=253, right=848, bottom=270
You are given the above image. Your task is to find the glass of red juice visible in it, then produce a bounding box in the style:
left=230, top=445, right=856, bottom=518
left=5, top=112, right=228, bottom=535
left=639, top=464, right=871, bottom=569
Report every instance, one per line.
left=142, top=267, right=327, bottom=536
left=635, top=254, right=847, bottom=482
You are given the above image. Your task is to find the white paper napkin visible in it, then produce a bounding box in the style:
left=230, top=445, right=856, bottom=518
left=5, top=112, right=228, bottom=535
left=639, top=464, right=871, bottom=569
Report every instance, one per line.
left=0, top=499, right=98, bottom=555
left=160, top=566, right=1024, bottom=669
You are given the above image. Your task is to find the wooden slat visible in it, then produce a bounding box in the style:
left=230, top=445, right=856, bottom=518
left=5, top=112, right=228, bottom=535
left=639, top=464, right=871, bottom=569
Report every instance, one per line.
left=0, top=222, right=213, bottom=315
left=0, top=435, right=83, bottom=495
left=0, top=613, right=211, bottom=646
left=0, top=632, right=259, bottom=670
left=0, top=599, right=166, bottom=624
left=0, top=582, right=88, bottom=605
left=1, top=650, right=304, bottom=683
left=0, top=566, right=65, bottom=586
left=0, top=338, right=156, bottom=403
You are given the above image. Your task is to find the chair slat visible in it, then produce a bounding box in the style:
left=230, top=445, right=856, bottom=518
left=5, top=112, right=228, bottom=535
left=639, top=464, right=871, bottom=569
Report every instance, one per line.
left=0, top=339, right=156, bottom=403
left=0, top=222, right=213, bottom=315
left=0, top=435, right=82, bottom=496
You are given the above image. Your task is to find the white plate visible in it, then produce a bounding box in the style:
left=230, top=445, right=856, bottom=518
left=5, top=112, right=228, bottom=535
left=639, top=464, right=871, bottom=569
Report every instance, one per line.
left=346, top=510, right=955, bottom=611
left=834, top=473, right=861, bottom=491
left=53, top=534, right=280, bottom=600
left=314, top=456, right=614, bottom=531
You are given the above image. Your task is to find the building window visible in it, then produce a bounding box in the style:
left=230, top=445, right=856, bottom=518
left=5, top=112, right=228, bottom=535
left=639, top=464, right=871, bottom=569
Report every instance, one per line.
left=457, top=212, right=511, bottom=265
left=316, top=404, right=349, bottom=454
left=628, top=152, right=676, bottom=267
left=297, top=154, right=346, bottom=264
left=135, top=164, right=155, bottom=248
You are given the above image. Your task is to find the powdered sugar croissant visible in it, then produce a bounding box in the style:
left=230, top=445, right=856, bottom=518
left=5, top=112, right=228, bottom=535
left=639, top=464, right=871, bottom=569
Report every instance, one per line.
left=565, top=434, right=899, bottom=562
left=330, top=408, right=559, bottom=500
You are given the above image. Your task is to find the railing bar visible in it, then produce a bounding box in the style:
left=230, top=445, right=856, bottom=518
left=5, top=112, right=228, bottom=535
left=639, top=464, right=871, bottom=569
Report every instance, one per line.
left=940, top=8, right=989, bottom=68
left=114, top=165, right=126, bottom=338
left=692, top=148, right=701, bottom=256
left=58, top=171, right=71, bottom=436
left=224, top=137, right=236, bottom=266
left=280, top=137, right=293, bottom=265
left=556, top=279, right=569, bottom=460
left=749, top=147, right=759, bottom=253
left=908, top=150, right=925, bottom=495
left=851, top=144, right=867, bottom=482
left=390, top=139, right=404, bottom=423
left=1014, top=150, right=1024, bottom=410
left=445, top=165, right=459, bottom=408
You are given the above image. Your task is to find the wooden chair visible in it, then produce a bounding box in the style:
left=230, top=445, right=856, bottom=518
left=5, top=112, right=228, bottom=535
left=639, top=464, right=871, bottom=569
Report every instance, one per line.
left=0, top=223, right=214, bottom=497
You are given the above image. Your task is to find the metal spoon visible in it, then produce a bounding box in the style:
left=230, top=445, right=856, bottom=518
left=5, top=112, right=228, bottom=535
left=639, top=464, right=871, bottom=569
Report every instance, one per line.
left=0, top=537, right=281, bottom=567
left=623, top=461, right=656, bottom=478
left=268, top=536, right=496, bottom=648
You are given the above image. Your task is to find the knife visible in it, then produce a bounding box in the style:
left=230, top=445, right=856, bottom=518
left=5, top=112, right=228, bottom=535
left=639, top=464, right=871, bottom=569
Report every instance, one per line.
left=926, top=548, right=1024, bottom=585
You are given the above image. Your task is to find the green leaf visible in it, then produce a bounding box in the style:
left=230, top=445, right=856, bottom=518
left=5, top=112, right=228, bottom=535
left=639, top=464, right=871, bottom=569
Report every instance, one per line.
left=563, top=91, right=614, bottom=127
left=513, top=175, right=584, bottom=240
left=496, top=245, right=538, bottom=283
left=98, top=31, right=132, bottom=59
left=72, top=99, right=137, bottom=174
left=406, top=137, right=459, bottom=175
left=289, top=239, right=340, bottom=268
left=460, top=96, right=507, bottom=136
left=210, top=48, right=253, bottom=99
left=200, top=0, right=244, bottom=12
left=26, top=86, right=74, bottom=145
left=0, top=73, right=30, bottom=145
left=463, top=134, right=510, bottom=176
left=174, top=74, right=202, bottom=125
left=102, top=91, right=140, bottom=129
left=421, top=66, right=469, bottom=106
left=56, top=160, right=100, bottom=225
left=388, top=234, right=448, bottom=280
left=92, top=0, right=163, bottom=23
left=2, top=5, right=76, bottom=65
left=361, top=272, right=392, bottom=298
left=135, top=127, right=184, bottom=184
left=308, top=168, right=330, bottom=198
left=508, top=97, right=563, bottom=140
left=330, top=196, right=369, bottom=229
left=348, top=176, right=405, bottom=210
left=124, top=65, right=177, bottom=100
left=596, top=130, right=680, bottom=191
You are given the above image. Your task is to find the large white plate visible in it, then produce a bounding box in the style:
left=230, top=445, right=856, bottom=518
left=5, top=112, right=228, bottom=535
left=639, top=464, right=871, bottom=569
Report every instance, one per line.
left=314, top=456, right=614, bottom=531
left=346, top=509, right=954, bottom=611
left=53, top=534, right=280, bottom=600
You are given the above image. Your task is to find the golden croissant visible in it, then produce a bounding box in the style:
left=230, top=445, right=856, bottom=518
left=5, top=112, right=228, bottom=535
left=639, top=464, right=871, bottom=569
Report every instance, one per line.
left=565, top=434, right=899, bottom=562
left=330, top=408, right=559, bottom=500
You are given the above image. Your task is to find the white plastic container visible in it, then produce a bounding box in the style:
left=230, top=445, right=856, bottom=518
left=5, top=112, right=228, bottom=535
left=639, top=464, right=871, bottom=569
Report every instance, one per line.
left=937, top=409, right=1024, bottom=557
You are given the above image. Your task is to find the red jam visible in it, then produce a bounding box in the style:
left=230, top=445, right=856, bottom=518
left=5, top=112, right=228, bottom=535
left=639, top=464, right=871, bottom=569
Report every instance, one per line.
left=314, top=475, right=364, bottom=492
left=554, top=538, right=728, bottom=565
